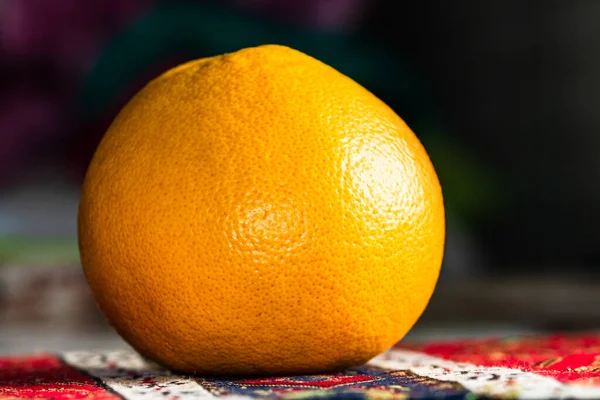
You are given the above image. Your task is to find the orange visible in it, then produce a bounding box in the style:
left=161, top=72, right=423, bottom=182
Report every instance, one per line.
left=78, top=45, right=445, bottom=376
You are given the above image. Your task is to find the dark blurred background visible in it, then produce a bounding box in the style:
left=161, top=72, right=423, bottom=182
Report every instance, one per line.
left=1, top=0, right=599, bottom=353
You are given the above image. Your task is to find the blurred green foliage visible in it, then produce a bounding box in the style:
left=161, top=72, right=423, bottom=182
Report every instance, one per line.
left=0, top=236, right=80, bottom=266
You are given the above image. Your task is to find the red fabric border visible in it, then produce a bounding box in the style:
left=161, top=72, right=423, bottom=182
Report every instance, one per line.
left=400, top=334, right=600, bottom=385
left=0, top=354, right=118, bottom=399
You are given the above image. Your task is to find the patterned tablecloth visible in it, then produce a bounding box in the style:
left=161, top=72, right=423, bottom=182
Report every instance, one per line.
left=2, top=334, right=600, bottom=399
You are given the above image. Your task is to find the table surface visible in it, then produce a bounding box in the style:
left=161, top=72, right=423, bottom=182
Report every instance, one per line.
left=3, top=333, right=600, bottom=399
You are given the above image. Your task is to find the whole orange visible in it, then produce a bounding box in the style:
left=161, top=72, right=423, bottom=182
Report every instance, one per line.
left=78, top=45, right=445, bottom=376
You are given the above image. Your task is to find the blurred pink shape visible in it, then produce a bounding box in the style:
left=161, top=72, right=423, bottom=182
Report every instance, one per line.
left=0, top=0, right=153, bottom=182
left=1, top=0, right=152, bottom=73
left=0, top=88, right=63, bottom=181
left=0, top=0, right=367, bottom=183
